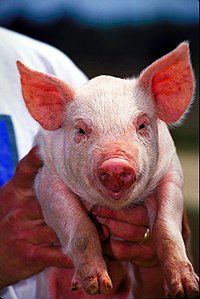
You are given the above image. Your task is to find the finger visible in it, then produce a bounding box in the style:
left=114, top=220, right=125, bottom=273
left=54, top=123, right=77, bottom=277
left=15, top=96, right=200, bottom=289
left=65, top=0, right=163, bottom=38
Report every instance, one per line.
left=14, top=200, right=43, bottom=222
left=35, top=246, right=73, bottom=269
left=96, top=216, right=147, bottom=242
left=26, top=224, right=59, bottom=245
left=102, top=238, right=158, bottom=267
left=9, top=200, right=44, bottom=223
left=13, top=147, right=43, bottom=190
left=92, top=205, right=148, bottom=226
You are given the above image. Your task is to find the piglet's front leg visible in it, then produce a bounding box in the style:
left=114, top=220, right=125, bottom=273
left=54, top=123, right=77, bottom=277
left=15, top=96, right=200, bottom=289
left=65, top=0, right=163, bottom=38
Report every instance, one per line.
left=36, top=169, right=113, bottom=295
left=146, top=176, right=199, bottom=298
left=68, top=212, right=113, bottom=295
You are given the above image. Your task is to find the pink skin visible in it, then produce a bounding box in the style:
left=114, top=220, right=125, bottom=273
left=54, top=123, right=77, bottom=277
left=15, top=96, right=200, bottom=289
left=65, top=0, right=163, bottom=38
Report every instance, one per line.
left=98, top=158, right=136, bottom=200
left=17, top=42, right=199, bottom=298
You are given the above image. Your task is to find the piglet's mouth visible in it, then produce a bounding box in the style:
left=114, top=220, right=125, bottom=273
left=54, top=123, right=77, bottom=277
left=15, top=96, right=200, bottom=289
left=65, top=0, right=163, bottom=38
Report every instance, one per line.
left=106, top=189, right=130, bottom=200
left=100, top=177, right=137, bottom=201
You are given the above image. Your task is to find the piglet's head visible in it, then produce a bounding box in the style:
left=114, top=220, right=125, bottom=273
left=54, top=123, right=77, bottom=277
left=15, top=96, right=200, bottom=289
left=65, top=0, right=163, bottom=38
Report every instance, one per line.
left=138, top=42, right=194, bottom=124
left=91, top=42, right=194, bottom=206
left=16, top=43, right=195, bottom=208
left=16, top=61, right=75, bottom=130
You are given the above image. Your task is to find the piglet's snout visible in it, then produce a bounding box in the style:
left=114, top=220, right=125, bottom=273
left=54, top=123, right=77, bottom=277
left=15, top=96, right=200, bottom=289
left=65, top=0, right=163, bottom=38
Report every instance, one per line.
left=98, top=158, right=136, bottom=197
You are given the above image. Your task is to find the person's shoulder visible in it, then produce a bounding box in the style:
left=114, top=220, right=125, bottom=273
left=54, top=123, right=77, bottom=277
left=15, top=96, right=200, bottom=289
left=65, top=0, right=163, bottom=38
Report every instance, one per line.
left=36, top=42, right=88, bottom=87
left=0, top=26, right=88, bottom=87
left=0, top=26, right=39, bottom=50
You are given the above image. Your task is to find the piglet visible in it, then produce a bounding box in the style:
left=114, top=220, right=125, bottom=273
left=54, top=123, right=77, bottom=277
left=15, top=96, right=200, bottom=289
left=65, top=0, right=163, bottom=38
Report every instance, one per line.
left=17, top=42, right=199, bottom=298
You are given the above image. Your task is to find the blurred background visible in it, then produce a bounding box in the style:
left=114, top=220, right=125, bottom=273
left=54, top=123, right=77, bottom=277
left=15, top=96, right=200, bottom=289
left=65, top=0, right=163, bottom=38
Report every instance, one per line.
left=0, top=0, right=199, bottom=273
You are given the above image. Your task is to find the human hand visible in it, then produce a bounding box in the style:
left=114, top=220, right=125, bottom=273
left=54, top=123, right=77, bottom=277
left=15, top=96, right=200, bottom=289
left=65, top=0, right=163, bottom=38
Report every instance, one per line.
left=0, top=147, right=72, bottom=289
left=92, top=204, right=158, bottom=267
left=92, top=203, right=191, bottom=298
left=92, top=203, right=165, bottom=298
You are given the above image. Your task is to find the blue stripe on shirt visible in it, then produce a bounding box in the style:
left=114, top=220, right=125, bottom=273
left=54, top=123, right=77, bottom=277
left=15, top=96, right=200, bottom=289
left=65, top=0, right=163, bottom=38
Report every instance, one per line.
left=0, top=115, right=18, bottom=186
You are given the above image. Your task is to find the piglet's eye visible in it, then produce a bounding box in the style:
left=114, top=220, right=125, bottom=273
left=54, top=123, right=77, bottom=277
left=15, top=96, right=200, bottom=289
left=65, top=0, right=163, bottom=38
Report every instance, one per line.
left=74, top=120, right=92, bottom=143
left=136, top=114, right=151, bottom=137
left=138, top=122, right=149, bottom=131
left=138, top=123, right=149, bottom=130
left=77, top=128, right=86, bottom=135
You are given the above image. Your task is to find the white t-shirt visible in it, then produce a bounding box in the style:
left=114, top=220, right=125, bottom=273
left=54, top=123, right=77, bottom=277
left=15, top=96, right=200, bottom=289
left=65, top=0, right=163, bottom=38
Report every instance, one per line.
left=0, top=26, right=88, bottom=160
left=0, top=26, right=88, bottom=299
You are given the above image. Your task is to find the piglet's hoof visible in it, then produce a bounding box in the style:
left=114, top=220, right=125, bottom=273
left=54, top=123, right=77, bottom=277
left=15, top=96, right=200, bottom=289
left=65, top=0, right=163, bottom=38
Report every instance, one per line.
left=71, top=272, right=113, bottom=295
left=164, top=262, right=199, bottom=298
left=83, top=274, right=113, bottom=295
left=83, top=275, right=113, bottom=295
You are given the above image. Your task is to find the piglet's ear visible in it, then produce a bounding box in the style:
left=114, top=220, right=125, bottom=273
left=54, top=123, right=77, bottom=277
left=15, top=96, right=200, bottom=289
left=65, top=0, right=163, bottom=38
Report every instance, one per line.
left=138, top=42, right=194, bottom=124
left=17, top=61, right=75, bottom=130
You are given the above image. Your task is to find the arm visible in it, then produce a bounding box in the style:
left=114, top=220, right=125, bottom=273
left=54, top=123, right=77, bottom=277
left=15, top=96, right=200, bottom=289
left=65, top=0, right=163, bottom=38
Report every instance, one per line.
left=146, top=167, right=198, bottom=298
left=0, top=148, right=72, bottom=289
left=35, top=161, right=113, bottom=295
